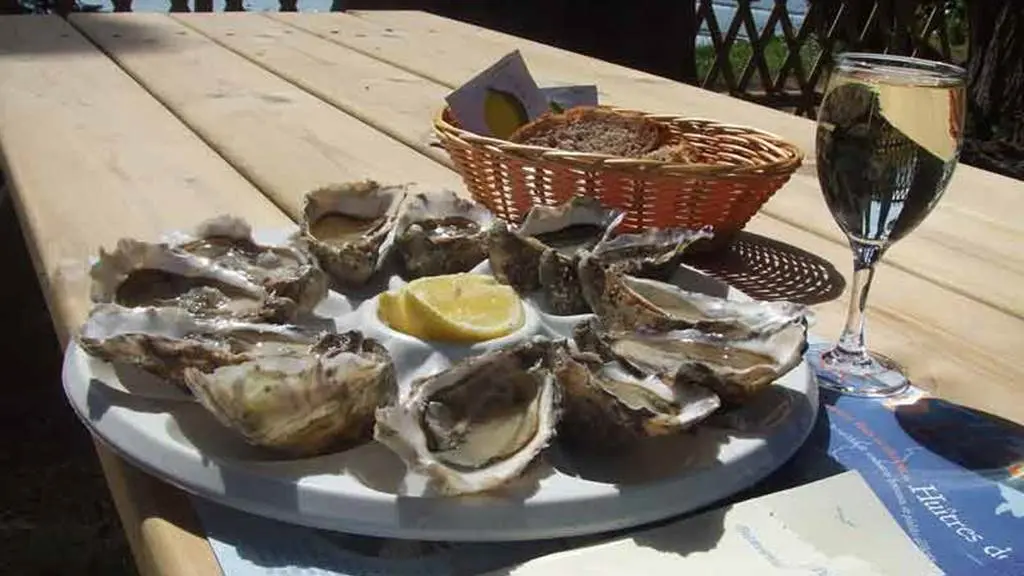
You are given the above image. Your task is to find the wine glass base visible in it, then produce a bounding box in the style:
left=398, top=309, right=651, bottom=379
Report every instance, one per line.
left=806, top=342, right=911, bottom=398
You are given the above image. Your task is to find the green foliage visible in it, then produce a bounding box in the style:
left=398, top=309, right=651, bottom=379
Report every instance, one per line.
left=694, top=36, right=824, bottom=89
left=944, top=0, right=967, bottom=46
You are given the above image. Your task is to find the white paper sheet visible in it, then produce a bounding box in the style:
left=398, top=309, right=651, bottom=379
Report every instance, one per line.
left=487, top=470, right=942, bottom=576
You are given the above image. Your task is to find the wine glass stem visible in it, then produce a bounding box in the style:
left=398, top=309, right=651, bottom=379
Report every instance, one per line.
left=836, top=241, right=883, bottom=362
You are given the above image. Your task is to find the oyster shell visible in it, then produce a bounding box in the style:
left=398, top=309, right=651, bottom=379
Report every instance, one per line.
left=90, top=215, right=328, bottom=323
left=184, top=330, right=397, bottom=456
left=77, top=303, right=322, bottom=388
left=394, top=189, right=495, bottom=278
left=550, top=344, right=720, bottom=448
left=373, top=338, right=562, bottom=495
left=573, top=315, right=807, bottom=404
left=300, top=180, right=407, bottom=287
left=578, top=254, right=809, bottom=337
left=487, top=195, right=624, bottom=314
left=179, top=216, right=328, bottom=315
left=589, top=226, right=713, bottom=279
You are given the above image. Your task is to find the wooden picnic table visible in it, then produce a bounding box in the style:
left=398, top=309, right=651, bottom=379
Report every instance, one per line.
left=0, top=10, right=1021, bottom=576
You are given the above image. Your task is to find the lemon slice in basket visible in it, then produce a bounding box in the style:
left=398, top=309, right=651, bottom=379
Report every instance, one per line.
left=377, top=273, right=525, bottom=343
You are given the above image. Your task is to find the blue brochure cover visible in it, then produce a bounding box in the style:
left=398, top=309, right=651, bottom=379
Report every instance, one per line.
left=756, top=386, right=1024, bottom=576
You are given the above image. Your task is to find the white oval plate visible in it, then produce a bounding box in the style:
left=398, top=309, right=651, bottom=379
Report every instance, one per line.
left=63, top=228, right=819, bottom=542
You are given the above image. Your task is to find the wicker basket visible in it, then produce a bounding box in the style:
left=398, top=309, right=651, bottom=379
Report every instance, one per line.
left=433, top=105, right=803, bottom=247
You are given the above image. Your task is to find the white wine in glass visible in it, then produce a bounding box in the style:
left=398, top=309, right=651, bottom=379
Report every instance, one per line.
left=807, top=52, right=967, bottom=397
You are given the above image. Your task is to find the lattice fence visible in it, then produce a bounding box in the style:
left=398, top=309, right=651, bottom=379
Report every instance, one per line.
left=695, top=0, right=956, bottom=118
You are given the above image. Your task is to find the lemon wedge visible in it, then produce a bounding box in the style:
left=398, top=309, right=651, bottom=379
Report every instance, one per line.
left=377, top=273, right=525, bottom=343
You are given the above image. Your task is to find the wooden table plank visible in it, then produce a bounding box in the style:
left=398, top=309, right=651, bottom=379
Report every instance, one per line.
left=0, top=15, right=315, bottom=576
left=271, top=11, right=1024, bottom=320
left=171, top=12, right=453, bottom=167
left=0, top=15, right=286, bottom=343
left=69, top=13, right=462, bottom=223
left=95, top=445, right=222, bottom=576
left=92, top=14, right=1024, bottom=423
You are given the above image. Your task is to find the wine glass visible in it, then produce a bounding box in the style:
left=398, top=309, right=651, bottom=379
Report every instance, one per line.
left=806, top=52, right=967, bottom=397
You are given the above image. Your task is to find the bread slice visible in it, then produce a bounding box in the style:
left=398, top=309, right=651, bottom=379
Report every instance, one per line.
left=643, top=143, right=700, bottom=164
left=508, top=107, right=671, bottom=158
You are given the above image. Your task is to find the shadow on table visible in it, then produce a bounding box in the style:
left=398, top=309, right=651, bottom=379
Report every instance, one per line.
left=894, top=396, right=1024, bottom=489
left=684, top=231, right=846, bottom=305
left=0, top=14, right=175, bottom=55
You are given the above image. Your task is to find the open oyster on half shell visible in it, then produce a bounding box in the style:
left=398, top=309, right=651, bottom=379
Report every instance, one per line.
left=549, top=343, right=721, bottom=449
left=393, top=189, right=495, bottom=278
left=90, top=215, right=328, bottom=323
left=572, top=312, right=808, bottom=405
left=578, top=250, right=809, bottom=337
left=300, top=180, right=408, bottom=288
left=78, top=303, right=320, bottom=387
left=185, top=330, right=397, bottom=456
left=373, top=338, right=562, bottom=495
left=487, top=195, right=624, bottom=315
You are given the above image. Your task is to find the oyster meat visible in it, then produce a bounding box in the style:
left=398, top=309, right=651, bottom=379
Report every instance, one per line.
left=573, top=314, right=807, bottom=404
left=91, top=215, right=328, bottom=323
left=373, top=338, right=562, bottom=495
left=579, top=253, right=809, bottom=336
left=488, top=195, right=624, bottom=315
left=300, top=180, right=407, bottom=287
left=394, top=189, right=495, bottom=278
left=184, top=330, right=397, bottom=456
left=550, top=344, right=720, bottom=448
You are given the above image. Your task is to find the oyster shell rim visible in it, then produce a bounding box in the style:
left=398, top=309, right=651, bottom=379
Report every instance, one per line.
left=551, top=344, right=723, bottom=449
left=372, top=337, right=564, bottom=495
left=392, top=188, right=497, bottom=279
left=299, top=179, right=411, bottom=288
left=182, top=330, right=398, bottom=457
left=487, top=195, right=627, bottom=315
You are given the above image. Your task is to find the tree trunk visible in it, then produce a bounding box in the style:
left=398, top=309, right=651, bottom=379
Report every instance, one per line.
left=962, top=1, right=1024, bottom=180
